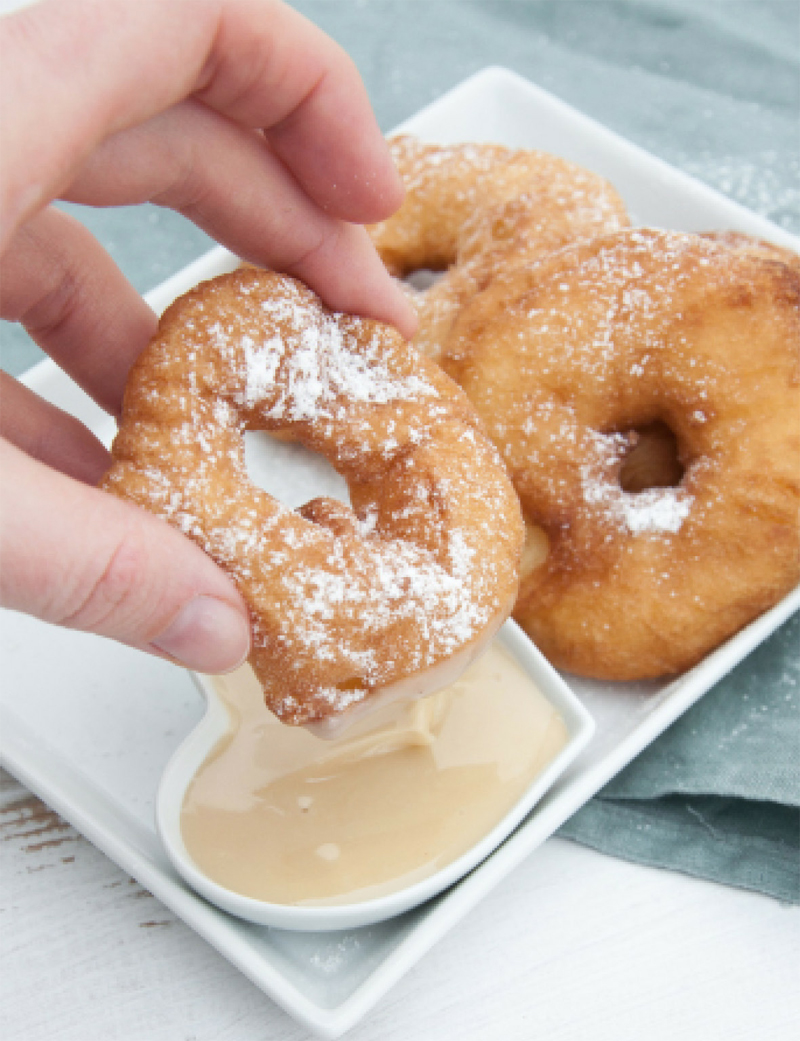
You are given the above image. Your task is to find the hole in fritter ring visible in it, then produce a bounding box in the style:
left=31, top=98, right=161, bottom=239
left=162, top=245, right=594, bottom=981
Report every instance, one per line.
left=618, top=421, right=685, bottom=493
left=244, top=430, right=351, bottom=511
left=403, top=268, right=446, bottom=291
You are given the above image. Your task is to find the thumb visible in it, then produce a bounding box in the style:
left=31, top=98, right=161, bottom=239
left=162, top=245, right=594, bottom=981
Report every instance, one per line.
left=0, top=439, right=251, bottom=673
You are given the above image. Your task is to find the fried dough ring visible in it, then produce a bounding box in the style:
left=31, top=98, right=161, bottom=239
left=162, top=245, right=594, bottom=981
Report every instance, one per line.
left=445, top=229, right=800, bottom=680
left=368, top=136, right=629, bottom=358
left=102, top=269, right=523, bottom=726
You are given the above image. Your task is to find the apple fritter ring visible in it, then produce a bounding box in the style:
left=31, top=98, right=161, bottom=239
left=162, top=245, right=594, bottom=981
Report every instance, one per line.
left=102, top=269, right=523, bottom=727
left=368, top=136, right=629, bottom=358
left=445, top=229, right=800, bottom=681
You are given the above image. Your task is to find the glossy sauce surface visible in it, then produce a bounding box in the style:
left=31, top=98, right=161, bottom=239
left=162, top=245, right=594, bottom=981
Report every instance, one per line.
left=181, top=644, right=568, bottom=906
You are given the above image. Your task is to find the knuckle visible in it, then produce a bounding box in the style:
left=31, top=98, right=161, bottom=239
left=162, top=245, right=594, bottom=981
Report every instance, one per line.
left=286, top=220, right=343, bottom=275
left=26, top=266, right=81, bottom=341
left=152, top=145, right=207, bottom=214
left=14, top=211, right=90, bottom=341
left=60, top=529, right=150, bottom=635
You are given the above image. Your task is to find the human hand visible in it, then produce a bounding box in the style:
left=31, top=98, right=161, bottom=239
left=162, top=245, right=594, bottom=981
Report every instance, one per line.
left=0, top=0, right=415, bottom=673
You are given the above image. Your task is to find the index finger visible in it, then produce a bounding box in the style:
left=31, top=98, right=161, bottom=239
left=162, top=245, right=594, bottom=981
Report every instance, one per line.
left=0, top=0, right=403, bottom=249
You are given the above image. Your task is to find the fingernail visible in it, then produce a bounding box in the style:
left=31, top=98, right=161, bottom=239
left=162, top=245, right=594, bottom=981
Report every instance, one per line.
left=151, top=596, right=251, bottom=673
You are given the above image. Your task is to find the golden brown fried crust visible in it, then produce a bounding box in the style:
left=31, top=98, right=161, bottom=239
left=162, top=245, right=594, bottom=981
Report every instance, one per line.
left=445, top=229, right=800, bottom=681
left=102, top=269, right=523, bottom=723
left=700, top=230, right=800, bottom=278
left=368, top=136, right=630, bottom=359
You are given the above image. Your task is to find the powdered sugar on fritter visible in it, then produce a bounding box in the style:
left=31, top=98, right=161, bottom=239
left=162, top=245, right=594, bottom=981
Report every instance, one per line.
left=580, top=427, right=693, bottom=536
left=103, top=269, right=523, bottom=724
left=214, top=285, right=436, bottom=424
left=582, top=469, right=693, bottom=535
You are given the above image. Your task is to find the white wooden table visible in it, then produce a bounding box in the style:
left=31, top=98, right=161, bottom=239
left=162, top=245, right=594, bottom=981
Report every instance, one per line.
left=2, top=765, right=797, bottom=1041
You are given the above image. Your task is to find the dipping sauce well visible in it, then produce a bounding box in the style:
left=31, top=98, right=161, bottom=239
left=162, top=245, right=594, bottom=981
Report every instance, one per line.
left=181, top=642, right=568, bottom=906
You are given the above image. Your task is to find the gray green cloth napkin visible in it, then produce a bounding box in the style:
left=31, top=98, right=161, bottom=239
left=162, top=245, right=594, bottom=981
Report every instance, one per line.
left=2, top=0, right=798, bottom=901
left=559, top=612, right=800, bottom=903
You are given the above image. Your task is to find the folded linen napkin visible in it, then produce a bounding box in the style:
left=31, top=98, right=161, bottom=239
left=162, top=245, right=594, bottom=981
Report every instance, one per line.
left=560, top=612, right=800, bottom=903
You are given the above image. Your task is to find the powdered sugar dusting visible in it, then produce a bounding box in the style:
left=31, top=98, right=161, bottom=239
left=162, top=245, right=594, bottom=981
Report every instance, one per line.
left=209, top=283, right=436, bottom=424
left=371, top=137, right=631, bottom=361
left=381, top=137, right=628, bottom=232
left=578, top=427, right=693, bottom=536
left=583, top=468, right=693, bottom=535
left=240, top=334, right=280, bottom=408
left=104, top=269, right=522, bottom=724
left=622, top=489, right=693, bottom=534
left=447, top=230, right=744, bottom=558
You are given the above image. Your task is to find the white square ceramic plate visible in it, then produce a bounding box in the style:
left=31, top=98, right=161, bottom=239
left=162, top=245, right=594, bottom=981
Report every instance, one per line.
left=2, top=67, right=799, bottom=1039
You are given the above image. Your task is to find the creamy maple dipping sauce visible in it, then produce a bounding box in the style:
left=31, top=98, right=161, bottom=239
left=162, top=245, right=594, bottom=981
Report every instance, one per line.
left=181, top=644, right=568, bottom=906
